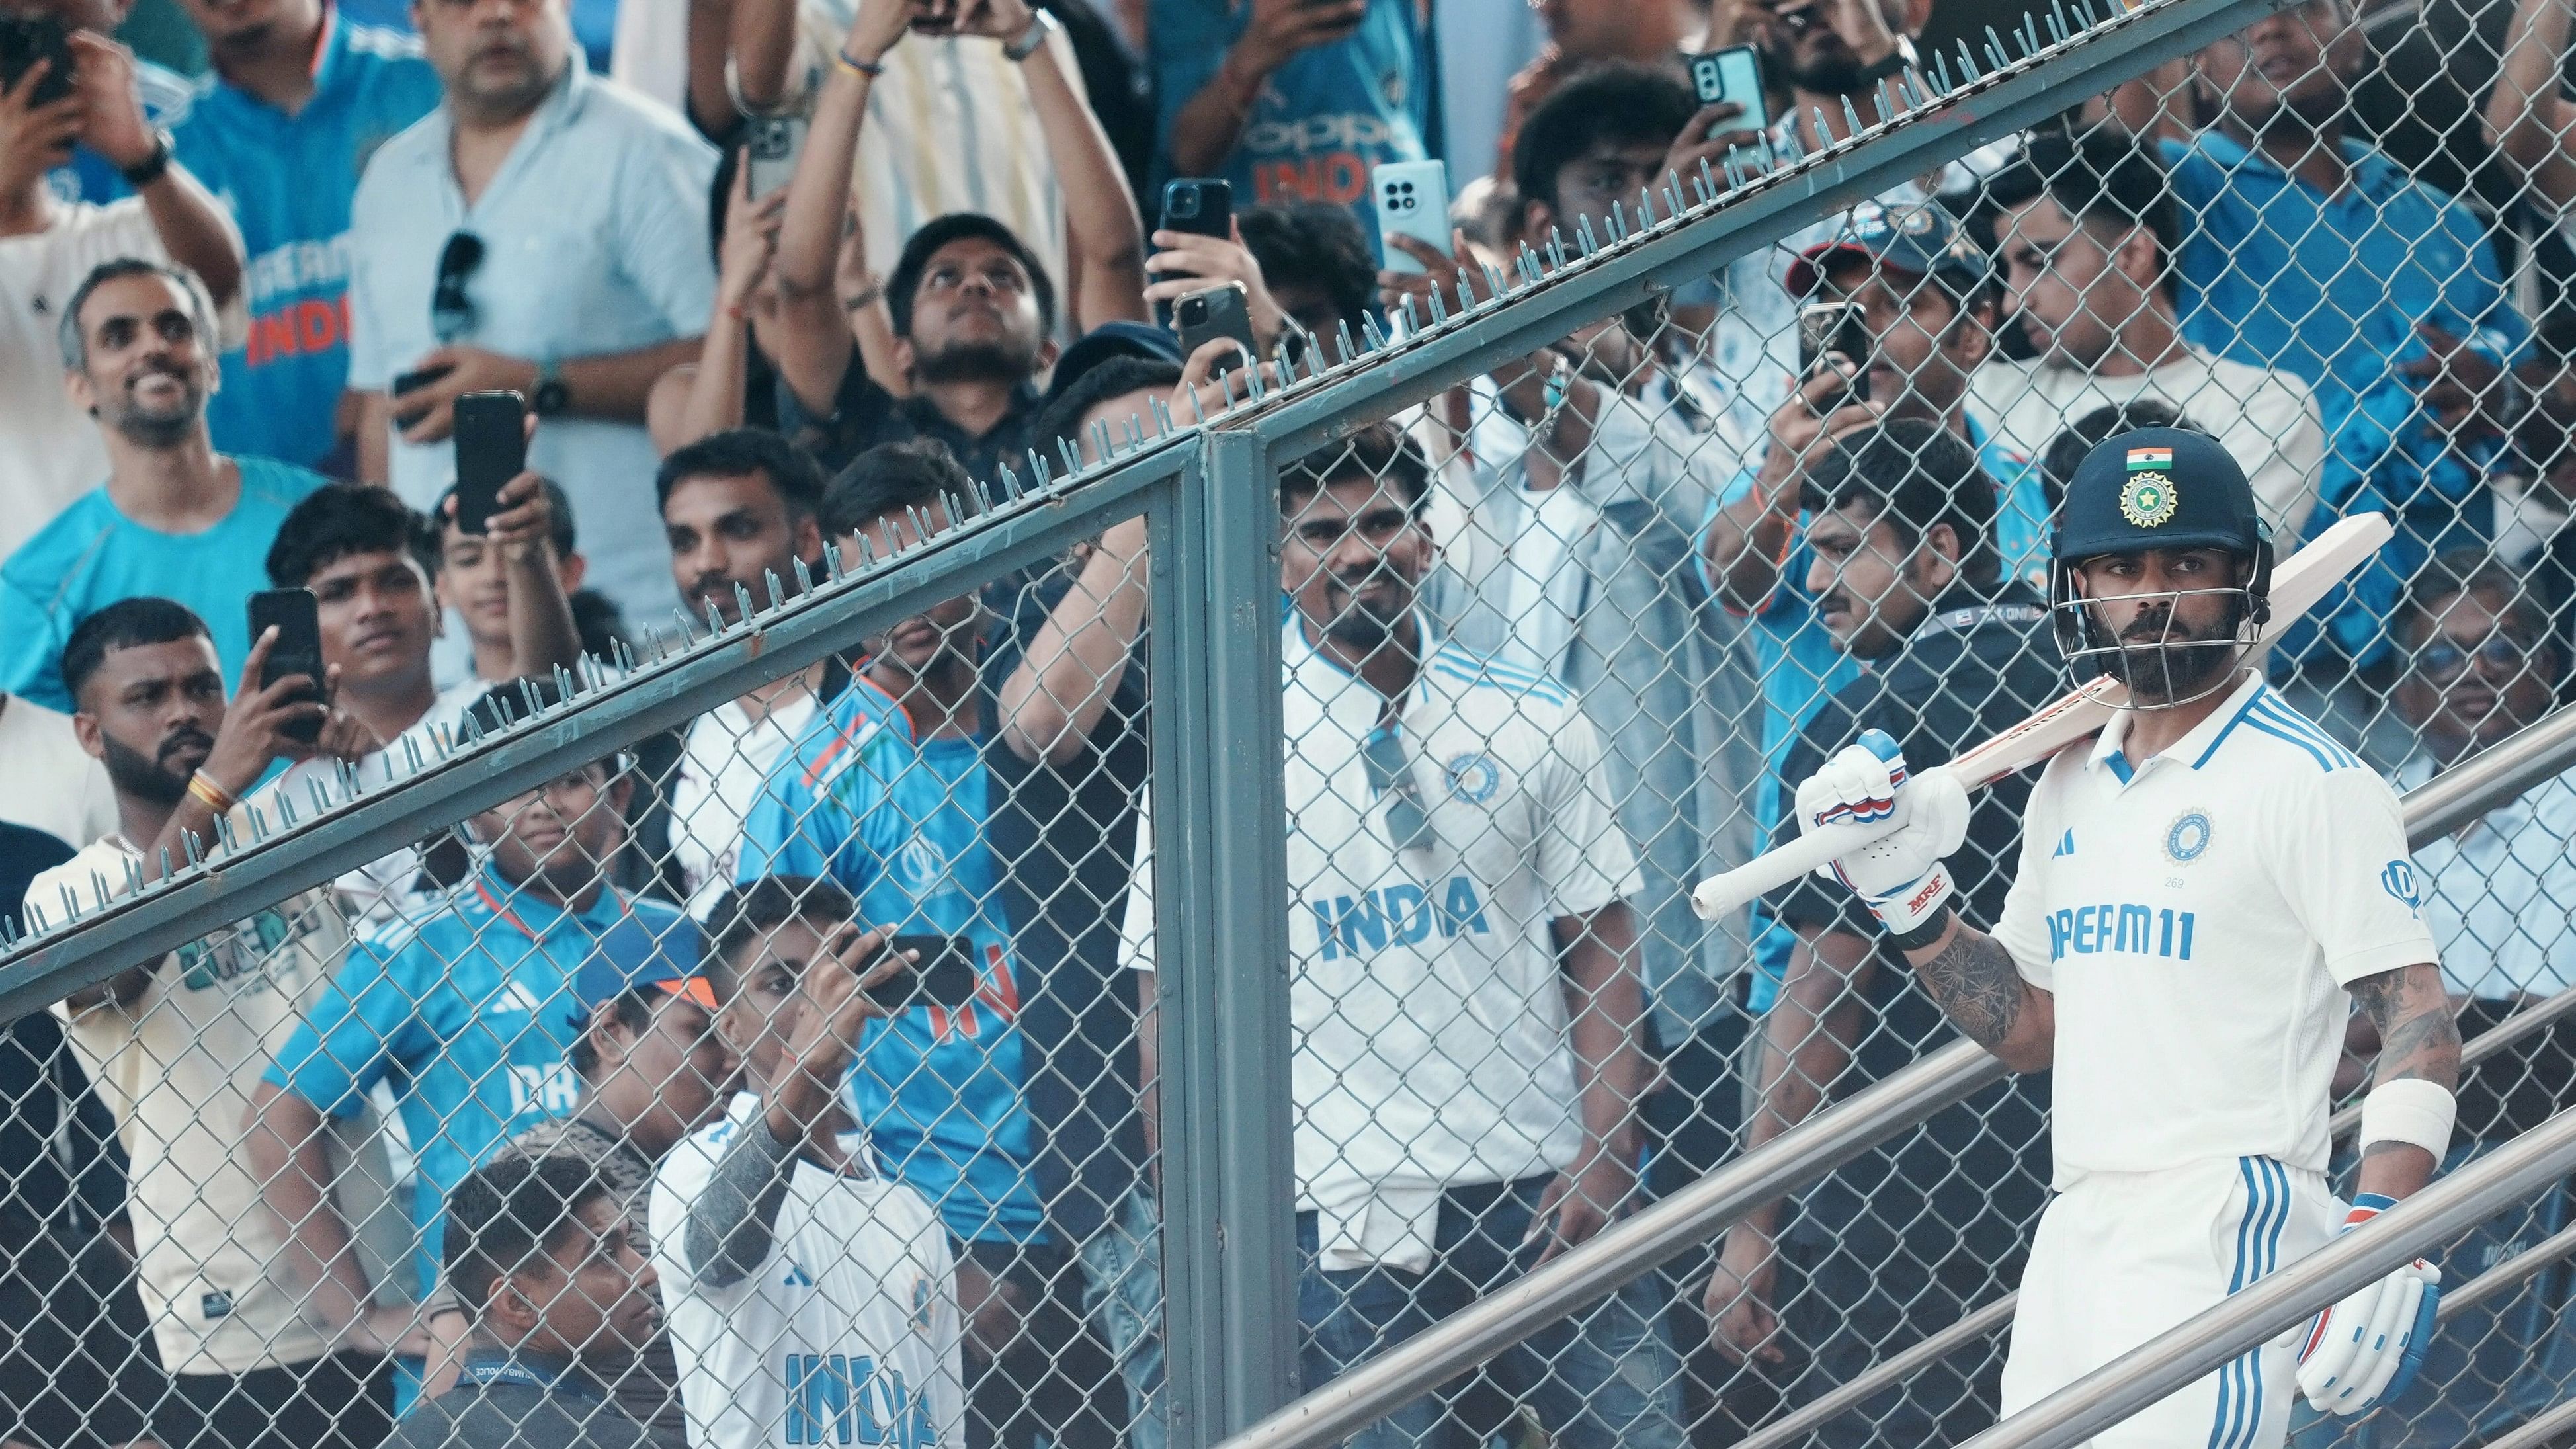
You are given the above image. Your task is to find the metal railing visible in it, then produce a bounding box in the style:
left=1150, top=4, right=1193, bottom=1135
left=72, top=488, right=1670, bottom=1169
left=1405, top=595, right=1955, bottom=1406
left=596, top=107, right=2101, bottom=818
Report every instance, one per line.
left=1212, top=700, right=2576, bottom=1449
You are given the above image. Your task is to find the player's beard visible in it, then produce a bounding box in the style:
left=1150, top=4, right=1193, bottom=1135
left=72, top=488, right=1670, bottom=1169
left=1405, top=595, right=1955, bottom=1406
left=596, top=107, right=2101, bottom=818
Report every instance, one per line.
left=2098, top=595, right=2248, bottom=707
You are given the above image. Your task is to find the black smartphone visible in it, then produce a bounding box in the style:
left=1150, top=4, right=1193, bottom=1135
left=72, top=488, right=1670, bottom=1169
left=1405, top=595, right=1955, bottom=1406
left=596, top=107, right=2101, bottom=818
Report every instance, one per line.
left=450, top=390, right=526, bottom=536
left=867, top=934, right=985, bottom=1013
left=389, top=363, right=456, bottom=429
left=1155, top=179, right=1233, bottom=325
left=1797, top=302, right=1872, bottom=410
left=0, top=14, right=75, bottom=108
left=745, top=115, right=807, bottom=200
left=1175, top=283, right=1257, bottom=372
left=247, top=589, right=325, bottom=745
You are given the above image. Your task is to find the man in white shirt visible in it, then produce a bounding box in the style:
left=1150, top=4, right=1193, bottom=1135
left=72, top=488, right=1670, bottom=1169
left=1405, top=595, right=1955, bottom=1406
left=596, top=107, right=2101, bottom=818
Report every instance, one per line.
left=0, top=690, right=116, bottom=848
left=653, top=429, right=833, bottom=918
left=0, top=24, right=244, bottom=556
left=28, top=596, right=395, bottom=1449
left=1119, top=425, right=1685, bottom=1448
left=652, top=876, right=964, bottom=1449
left=347, top=0, right=716, bottom=620
left=1780, top=429, right=2458, bottom=1446
left=1974, top=128, right=2325, bottom=537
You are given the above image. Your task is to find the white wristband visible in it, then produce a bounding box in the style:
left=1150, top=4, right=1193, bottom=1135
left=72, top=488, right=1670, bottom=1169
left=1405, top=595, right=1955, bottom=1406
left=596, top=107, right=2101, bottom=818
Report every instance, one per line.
left=2358, top=1079, right=2456, bottom=1162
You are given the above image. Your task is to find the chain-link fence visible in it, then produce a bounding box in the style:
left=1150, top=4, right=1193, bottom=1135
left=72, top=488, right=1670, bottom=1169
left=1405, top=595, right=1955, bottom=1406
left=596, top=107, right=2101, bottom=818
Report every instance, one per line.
left=17, top=0, right=2576, bottom=1445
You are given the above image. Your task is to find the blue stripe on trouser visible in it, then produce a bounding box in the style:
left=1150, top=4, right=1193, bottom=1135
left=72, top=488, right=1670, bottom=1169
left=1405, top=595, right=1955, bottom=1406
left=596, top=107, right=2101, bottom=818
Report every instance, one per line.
left=2210, top=1159, right=2290, bottom=1449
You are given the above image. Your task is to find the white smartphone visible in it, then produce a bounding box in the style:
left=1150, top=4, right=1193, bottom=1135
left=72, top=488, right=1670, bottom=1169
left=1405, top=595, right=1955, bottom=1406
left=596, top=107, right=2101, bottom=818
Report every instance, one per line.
left=1688, top=46, right=1772, bottom=144
left=1371, top=160, right=1452, bottom=276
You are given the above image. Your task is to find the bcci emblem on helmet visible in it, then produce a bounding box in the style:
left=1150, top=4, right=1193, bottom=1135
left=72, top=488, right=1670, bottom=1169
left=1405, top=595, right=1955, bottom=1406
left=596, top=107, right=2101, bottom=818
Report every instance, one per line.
left=2120, top=447, right=2179, bottom=528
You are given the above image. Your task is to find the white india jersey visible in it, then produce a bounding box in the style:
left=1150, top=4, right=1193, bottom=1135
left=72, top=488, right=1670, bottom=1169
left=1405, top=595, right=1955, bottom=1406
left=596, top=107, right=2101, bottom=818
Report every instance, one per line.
left=1991, top=673, right=2439, bottom=1185
left=650, top=1093, right=965, bottom=1449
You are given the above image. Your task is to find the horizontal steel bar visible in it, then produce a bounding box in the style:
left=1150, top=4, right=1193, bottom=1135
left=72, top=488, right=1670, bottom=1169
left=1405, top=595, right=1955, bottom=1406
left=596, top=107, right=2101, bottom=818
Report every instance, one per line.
left=2436, top=1219, right=2576, bottom=1321
left=1212, top=1038, right=2007, bottom=1449
left=0, top=446, right=1190, bottom=1025
left=1964, top=1107, right=2576, bottom=1449
left=2401, top=702, right=2576, bottom=843
left=2481, top=1390, right=2576, bottom=1449
left=1235, top=0, right=2294, bottom=461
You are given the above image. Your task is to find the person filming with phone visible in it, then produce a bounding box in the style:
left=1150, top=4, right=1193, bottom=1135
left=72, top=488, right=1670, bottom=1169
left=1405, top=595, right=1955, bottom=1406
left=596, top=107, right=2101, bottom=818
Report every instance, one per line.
left=0, top=259, right=327, bottom=714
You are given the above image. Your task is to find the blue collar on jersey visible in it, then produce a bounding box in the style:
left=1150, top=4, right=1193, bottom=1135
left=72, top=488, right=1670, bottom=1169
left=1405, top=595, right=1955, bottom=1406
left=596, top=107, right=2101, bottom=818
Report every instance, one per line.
left=457, top=1349, right=606, bottom=1402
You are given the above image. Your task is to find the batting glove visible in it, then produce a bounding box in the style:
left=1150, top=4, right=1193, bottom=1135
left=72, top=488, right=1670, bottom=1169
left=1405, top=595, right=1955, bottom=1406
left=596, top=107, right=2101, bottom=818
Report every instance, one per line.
left=1792, top=729, right=1969, bottom=938
left=2289, top=1195, right=2441, bottom=1416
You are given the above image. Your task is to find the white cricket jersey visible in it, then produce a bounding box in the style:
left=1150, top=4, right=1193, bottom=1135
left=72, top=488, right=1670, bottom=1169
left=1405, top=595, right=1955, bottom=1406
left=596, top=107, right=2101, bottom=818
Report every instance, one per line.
left=670, top=692, right=823, bottom=919
left=1120, top=618, right=1640, bottom=1270
left=1993, top=672, right=2440, bottom=1186
left=650, top=1093, right=965, bottom=1449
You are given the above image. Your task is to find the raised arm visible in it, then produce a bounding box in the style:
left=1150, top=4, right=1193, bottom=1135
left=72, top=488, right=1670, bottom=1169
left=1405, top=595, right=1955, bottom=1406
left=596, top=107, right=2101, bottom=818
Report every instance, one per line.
left=73, top=35, right=244, bottom=305
left=997, top=516, right=1149, bottom=765
left=770, top=0, right=913, bottom=413
left=485, top=472, right=585, bottom=677
left=1165, top=0, right=1365, bottom=179
left=2488, top=0, right=2576, bottom=212
left=1702, top=370, right=1883, bottom=612
left=950, top=1, right=1147, bottom=327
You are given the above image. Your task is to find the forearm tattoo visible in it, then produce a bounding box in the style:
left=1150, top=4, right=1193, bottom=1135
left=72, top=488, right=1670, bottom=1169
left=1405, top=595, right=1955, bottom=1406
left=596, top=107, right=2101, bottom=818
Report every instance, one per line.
left=2350, top=965, right=2463, bottom=1161
left=686, top=1112, right=800, bottom=1289
left=1917, top=928, right=2031, bottom=1057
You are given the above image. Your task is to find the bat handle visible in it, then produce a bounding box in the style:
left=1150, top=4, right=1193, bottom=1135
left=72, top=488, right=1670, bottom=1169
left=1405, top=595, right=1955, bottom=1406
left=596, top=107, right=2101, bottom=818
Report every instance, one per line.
left=1687, top=816, right=1902, bottom=921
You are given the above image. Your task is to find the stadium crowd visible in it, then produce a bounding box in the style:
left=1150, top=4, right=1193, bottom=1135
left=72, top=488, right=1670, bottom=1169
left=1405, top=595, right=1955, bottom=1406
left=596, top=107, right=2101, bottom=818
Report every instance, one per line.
left=3, top=0, right=2576, bottom=1444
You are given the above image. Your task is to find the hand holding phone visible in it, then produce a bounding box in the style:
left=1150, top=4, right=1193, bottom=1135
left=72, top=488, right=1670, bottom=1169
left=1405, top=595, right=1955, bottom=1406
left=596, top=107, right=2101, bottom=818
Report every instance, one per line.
left=745, top=115, right=808, bottom=200
left=1174, top=283, right=1259, bottom=374
left=1797, top=302, right=1873, bottom=411
left=450, top=392, right=528, bottom=536
left=864, top=934, right=985, bottom=1013
left=1372, top=160, right=1451, bottom=277
left=246, top=589, right=327, bottom=747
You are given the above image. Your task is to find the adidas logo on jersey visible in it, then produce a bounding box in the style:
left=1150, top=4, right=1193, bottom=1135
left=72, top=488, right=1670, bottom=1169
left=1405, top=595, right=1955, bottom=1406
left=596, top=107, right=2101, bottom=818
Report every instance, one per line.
left=783, top=1262, right=815, bottom=1288
left=2053, top=829, right=2075, bottom=858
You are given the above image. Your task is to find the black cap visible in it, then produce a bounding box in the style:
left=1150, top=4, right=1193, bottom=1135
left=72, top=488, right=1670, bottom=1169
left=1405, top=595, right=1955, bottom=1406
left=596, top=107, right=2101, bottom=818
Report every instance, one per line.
left=2054, top=426, right=2263, bottom=563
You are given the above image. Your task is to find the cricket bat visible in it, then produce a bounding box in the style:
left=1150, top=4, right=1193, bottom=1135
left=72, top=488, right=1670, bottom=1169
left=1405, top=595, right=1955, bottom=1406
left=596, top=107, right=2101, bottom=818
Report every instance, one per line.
left=1686, top=512, right=2393, bottom=922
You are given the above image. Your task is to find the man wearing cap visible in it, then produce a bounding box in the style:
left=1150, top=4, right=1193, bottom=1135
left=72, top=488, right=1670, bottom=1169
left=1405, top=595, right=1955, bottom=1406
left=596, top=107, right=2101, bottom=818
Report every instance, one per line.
left=415, top=942, right=733, bottom=1440
left=1698, top=200, right=2044, bottom=1016
left=1780, top=426, right=2460, bottom=1446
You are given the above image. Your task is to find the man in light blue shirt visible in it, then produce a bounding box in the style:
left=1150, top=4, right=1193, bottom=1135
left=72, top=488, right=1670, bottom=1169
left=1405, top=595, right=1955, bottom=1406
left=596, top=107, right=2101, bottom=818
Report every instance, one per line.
left=169, top=0, right=442, bottom=472
left=347, top=0, right=714, bottom=624
left=0, top=260, right=326, bottom=712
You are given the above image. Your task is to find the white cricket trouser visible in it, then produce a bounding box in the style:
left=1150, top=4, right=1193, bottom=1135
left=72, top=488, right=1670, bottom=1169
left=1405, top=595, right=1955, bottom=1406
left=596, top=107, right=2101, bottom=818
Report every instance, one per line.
left=2001, top=1156, right=2338, bottom=1448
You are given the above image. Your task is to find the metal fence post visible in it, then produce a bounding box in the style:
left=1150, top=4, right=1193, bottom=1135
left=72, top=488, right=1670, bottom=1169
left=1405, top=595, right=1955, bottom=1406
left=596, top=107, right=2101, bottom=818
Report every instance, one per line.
left=1151, top=429, right=1298, bottom=1447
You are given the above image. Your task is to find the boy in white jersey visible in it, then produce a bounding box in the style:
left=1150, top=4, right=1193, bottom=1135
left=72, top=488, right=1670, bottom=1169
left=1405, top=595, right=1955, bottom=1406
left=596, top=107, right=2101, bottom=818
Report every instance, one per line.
left=1778, top=428, right=2461, bottom=1447
left=651, top=876, right=964, bottom=1449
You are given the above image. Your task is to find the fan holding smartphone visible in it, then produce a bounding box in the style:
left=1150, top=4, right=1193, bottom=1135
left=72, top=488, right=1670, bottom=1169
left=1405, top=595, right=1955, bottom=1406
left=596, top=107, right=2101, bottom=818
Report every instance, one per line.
left=1147, top=177, right=1296, bottom=362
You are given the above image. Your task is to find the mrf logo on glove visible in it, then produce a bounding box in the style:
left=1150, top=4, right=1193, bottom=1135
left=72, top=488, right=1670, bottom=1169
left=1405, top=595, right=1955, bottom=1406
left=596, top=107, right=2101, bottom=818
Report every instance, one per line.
left=1792, top=729, right=1970, bottom=939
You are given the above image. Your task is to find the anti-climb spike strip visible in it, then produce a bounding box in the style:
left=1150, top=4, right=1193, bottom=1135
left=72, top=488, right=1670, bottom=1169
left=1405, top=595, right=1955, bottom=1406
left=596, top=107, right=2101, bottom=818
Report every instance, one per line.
left=1149, top=395, right=1175, bottom=434
left=1931, top=49, right=1956, bottom=92
left=905, top=504, right=935, bottom=548
left=1245, top=356, right=1271, bottom=401
left=1091, top=419, right=1117, bottom=463
left=1664, top=177, right=1686, bottom=219
left=1360, top=310, right=1388, bottom=354
left=308, top=776, right=331, bottom=817
left=1217, top=364, right=1241, bottom=411
left=1573, top=214, right=1600, bottom=257
left=58, top=884, right=79, bottom=924
left=1546, top=228, right=1569, bottom=270
left=1333, top=319, right=1358, bottom=366
left=1839, top=94, right=1865, bottom=136
left=1696, top=158, right=1720, bottom=204
left=279, top=794, right=302, bottom=829
left=183, top=831, right=202, bottom=867
left=995, top=460, right=1024, bottom=502
left=1985, top=26, right=2011, bottom=68
left=1608, top=200, right=1629, bottom=241
left=1481, top=263, right=1508, bottom=304
left=157, top=848, right=174, bottom=884
left=1124, top=412, right=1147, bottom=449
left=2073, top=0, right=2099, bottom=26
left=1724, top=151, right=1749, bottom=191
left=2018, top=17, right=2041, bottom=56
left=728, top=582, right=755, bottom=624
left=216, top=813, right=239, bottom=852
left=1424, top=280, right=1448, bottom=326
left=1183, top=379, right=1208, bottom=424
left=2043, top=5, right=2065, bottom=42
left=551, top=664, right=576, bottom=704
left=124, top=856, right=144, bottom=895
left=1059, top=436, right=1087, bottom=476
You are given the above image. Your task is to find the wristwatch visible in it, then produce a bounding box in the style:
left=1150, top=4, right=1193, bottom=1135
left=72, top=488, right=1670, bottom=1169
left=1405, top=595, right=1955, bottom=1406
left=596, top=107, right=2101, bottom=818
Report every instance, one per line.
left=1854, top=34, right=1919, bottom=81
left=532, top=358, right=571, bottom=417
left=119, top=129, right=173, bottom=188
left=1002, top=7, right=1059, bottom=63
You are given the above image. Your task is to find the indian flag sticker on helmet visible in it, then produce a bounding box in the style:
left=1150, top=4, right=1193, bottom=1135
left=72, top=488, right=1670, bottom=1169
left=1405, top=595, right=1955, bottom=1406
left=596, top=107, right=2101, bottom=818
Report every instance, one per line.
left=2120, top=447, right=2179, bottom=527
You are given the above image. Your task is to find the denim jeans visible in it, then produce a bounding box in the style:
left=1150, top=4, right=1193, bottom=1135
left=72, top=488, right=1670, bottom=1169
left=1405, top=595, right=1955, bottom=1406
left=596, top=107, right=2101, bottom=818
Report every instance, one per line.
left=1077, top=1188, right=1168, bottom=1449
left=1295, top=1174, right=1688, bottom=1449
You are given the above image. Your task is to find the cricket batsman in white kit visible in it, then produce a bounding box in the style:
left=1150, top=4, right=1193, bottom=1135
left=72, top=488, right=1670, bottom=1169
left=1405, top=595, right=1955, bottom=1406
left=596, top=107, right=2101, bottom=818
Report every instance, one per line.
left=1782, top=428, right=2462, bottom=1446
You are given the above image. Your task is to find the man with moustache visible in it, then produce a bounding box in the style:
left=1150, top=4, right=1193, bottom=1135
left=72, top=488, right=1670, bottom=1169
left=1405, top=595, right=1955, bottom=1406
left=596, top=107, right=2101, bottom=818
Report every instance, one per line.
left=1117, top=424, right=1684, bottom=1448
left=27, top=596, right=392, bottom=1449
left=346, top=0, right=715, bottom=622
left=0, top=260, right=326, bottom=712
left=1780, top=427, right=2459, bottom=1445
left=1703, top=421, right=2057, bottom=1442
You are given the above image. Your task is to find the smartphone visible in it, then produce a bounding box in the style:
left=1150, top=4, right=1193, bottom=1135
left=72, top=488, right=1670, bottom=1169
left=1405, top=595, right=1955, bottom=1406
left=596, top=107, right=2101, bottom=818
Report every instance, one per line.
left=1372, top=160, right=1451, bottom=276
left=745, top=115, right=807, bottom=201
left=1174, top=282, right=1257, bottom=372
left=1159, top=177, right=1233, bottom=241
left=1798, top=302, right=1872, bottom=411
left=450, top=391, right=527, bottom=536
left=1687, top=46, right=1772, bottom=145
left=247, top=589, right=325, bottom=746
left=867, top=934, right=985, bottom=1013
left=0, top=14, right=75, bottom=108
